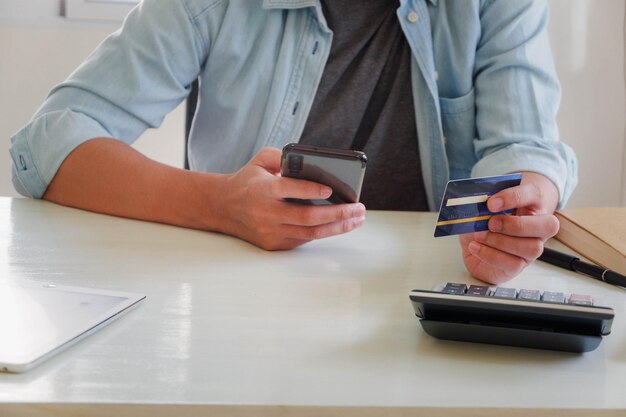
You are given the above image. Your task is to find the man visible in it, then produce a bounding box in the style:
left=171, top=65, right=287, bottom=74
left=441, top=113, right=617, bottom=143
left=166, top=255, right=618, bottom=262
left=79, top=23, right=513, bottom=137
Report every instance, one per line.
left=9, top=0, right=576, bottom=284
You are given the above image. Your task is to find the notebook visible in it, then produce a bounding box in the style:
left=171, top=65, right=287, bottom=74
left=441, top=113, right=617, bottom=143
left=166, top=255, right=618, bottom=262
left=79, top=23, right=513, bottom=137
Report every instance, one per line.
left=0, top=282, right=145, bottom=373
left=555, top=207, right=626, bottom=275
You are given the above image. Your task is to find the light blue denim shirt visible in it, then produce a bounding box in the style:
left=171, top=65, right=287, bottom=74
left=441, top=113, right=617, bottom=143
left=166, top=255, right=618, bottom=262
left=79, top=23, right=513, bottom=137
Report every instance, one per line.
left=10, top=0, right=577, bottom=210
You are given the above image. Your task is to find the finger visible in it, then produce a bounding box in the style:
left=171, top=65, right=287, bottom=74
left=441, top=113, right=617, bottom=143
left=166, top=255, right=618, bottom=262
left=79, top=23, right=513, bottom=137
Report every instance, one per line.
left=459, top=231, right=487, bottom=248
left=462, top=259, right=512, bottom=286
left=267, top=176, right=333, bottom=201
left=459, top=237, right=513, bottom=285
left=255, top=237, right=310, bottom=251
left=488, top=213, right=559, bottom=239
left=467, top=240, right=530, bottom=278
left=487, top=182, right=541, bottom=213
left=473, top=231, right=544, bottom=261
left=240, top=211, right=366, bottom=251
left=280, top=215, right=367, bottom=241
left=281, top=202, right=367, bottom=227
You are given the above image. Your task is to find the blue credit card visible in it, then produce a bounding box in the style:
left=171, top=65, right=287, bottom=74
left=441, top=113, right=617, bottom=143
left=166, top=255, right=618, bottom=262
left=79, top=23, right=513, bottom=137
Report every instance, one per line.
left=434, top=174, right=522, bottom=237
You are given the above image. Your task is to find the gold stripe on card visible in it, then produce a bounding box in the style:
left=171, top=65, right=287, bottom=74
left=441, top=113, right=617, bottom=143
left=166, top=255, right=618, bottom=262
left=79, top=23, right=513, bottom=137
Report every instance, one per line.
left=436, top=214, right=492, bottom=227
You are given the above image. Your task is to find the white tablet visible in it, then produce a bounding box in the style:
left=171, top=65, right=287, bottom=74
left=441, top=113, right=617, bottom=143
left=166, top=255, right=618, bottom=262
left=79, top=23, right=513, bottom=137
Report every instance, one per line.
left=0, top=282, right=145, bottom=373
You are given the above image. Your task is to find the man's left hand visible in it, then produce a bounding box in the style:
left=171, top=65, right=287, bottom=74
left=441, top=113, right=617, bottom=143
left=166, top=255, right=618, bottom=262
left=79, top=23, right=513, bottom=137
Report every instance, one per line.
left=458, top=172, right=561, bottom=284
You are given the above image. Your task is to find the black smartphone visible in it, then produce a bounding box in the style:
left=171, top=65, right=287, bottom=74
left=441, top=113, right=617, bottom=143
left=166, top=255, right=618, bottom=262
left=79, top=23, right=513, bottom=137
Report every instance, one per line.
left=280, top=143, right=367, bottom=205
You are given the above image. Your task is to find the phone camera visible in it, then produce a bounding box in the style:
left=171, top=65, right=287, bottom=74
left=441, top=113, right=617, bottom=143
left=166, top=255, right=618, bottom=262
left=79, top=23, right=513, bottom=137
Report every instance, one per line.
left=288, top=155, right=303, bottom=172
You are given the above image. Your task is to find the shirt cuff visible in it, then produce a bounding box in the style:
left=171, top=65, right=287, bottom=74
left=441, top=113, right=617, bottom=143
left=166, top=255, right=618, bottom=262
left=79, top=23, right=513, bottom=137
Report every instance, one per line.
left=470, top=142, right=578, bottom=209
left=9, top=109, right=113, bottom=198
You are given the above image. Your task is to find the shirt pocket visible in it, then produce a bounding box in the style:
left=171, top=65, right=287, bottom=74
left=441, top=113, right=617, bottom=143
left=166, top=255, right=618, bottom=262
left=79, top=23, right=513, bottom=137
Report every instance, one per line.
left=438, top=87, right=477, bottom=178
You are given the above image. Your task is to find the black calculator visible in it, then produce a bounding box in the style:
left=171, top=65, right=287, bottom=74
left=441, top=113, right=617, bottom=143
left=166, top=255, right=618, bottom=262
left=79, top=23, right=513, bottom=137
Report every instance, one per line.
left=409, top=282, right=615, bottom=353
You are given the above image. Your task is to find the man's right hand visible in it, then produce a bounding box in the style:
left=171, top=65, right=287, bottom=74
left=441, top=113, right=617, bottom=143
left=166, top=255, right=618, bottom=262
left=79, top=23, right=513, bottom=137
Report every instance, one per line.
left=44, top=140, right=366, bottom=251
left=213, top=147, right=366, bottom=250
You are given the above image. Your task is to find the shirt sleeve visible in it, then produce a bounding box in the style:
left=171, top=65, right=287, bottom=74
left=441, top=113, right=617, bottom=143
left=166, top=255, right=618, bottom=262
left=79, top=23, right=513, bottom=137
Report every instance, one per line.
left=470, top=0, right=578, bottom=208
left=9, top=0, right=206, bottom=198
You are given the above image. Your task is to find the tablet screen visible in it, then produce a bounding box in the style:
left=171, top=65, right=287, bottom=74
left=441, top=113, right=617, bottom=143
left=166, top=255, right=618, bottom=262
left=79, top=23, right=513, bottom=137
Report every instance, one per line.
left=0, top=282, right=145, bottom=373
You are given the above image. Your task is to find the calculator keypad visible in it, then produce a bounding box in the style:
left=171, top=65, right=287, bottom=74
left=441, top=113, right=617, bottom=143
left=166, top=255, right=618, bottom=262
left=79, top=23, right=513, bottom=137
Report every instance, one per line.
left=441, top=283, right=467, bottom=295
left=493, top=287, right=517, bottom=299
left=467, top=285, right=489, bottom=296
left=440, top=282, right=592, bottom=306
left=518, top=289, right=541, bottom=301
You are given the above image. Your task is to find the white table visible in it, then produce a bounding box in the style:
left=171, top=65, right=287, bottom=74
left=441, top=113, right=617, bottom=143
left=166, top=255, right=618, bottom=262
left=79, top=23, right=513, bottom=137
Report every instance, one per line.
left=0, top=197, right=624, bottom=416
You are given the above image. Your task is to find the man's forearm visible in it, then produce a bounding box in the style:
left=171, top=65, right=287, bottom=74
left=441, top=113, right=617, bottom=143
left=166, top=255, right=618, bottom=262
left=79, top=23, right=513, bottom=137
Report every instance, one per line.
left=43, top=138, right=226, bottom=232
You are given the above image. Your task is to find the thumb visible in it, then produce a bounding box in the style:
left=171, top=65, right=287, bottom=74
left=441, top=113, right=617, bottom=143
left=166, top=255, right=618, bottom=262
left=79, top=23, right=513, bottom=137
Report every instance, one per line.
left=252, top=147, right=283, bottom=174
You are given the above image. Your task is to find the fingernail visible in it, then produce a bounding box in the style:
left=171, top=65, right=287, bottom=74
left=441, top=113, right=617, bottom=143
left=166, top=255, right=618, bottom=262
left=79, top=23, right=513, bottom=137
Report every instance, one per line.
left=489, top=197, right=503, bottom=212
left=489, top=217, right=503, bottom=232
left=320, top=187, right=332, bottom=198
left=474, top=232, right=487, bottom=242
left=354, top=203, right=366, bottom=216
left=468, top=241, right=481, bottom=255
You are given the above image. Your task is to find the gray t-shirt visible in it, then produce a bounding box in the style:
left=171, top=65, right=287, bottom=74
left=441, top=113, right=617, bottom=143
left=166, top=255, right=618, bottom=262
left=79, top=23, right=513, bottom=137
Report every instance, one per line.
left=299, top=0, right=428, bottom=211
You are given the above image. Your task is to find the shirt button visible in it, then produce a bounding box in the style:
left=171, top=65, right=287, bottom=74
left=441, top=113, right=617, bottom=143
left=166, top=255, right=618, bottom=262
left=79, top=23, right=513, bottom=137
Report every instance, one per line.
left=407, top=11, right=419, bottom=23
left=434, top=71, right=439, bottom=81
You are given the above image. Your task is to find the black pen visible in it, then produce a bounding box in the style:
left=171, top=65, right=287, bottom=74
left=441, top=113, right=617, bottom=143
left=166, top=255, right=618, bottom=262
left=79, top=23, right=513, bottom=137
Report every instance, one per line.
left=539, top=247, right=626, bottom=288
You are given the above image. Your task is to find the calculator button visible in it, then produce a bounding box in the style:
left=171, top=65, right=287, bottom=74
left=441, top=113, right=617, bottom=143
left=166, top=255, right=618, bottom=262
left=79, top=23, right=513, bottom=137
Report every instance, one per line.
left=467, top=285, right=490, bottom=296
left=442, top=283, right=467, bottom=294
left=542, top=291, right=566, bottom=303
left=493, top=287, right=517, bottom=299
left=568, top=294, right=594, bottom=306
left=518, top=289, right=541, bottom=301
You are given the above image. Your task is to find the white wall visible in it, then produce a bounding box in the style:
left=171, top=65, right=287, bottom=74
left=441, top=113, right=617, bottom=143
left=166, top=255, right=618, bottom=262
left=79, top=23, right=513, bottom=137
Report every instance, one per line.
left=0, top=0, right=60, bottom=20
left=548, top=0, right=626, bottom=207
left=0, top=10, right=185, bottom=198
left=1, top=0, right=624, bottom=207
